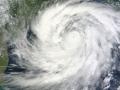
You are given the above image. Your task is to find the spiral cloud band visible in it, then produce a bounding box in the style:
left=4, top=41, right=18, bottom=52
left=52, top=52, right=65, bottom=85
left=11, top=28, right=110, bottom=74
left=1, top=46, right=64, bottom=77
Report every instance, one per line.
left=5, top=0, right=120, bottom=90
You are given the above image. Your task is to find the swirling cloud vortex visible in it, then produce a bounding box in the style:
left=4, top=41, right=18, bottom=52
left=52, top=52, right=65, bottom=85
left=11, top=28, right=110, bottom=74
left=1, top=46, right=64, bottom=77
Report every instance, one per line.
left=7, top=1, right=120, bottom=90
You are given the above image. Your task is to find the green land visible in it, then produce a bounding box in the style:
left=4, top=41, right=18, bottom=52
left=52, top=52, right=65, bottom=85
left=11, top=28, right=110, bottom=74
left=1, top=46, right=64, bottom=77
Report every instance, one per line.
left=0, top=32, right=8, bottom=85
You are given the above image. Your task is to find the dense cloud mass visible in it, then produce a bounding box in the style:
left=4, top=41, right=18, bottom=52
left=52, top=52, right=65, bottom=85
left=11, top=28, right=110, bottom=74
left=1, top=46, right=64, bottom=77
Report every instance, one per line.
left=4, top=0, right=120, bottom=90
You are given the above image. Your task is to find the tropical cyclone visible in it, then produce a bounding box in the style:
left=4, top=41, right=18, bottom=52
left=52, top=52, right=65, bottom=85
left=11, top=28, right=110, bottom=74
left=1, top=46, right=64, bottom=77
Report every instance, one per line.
left=5, top=0, right=120, bottom=90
